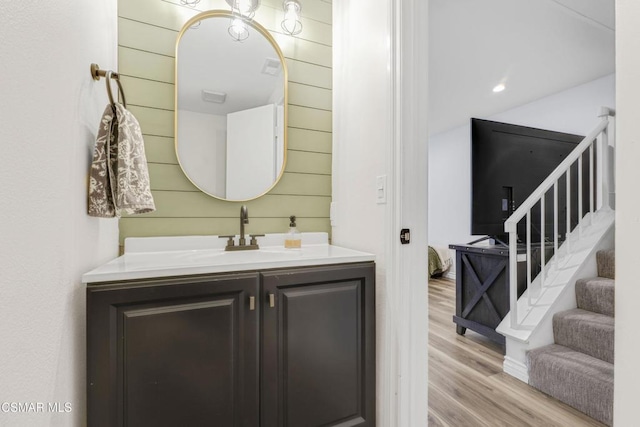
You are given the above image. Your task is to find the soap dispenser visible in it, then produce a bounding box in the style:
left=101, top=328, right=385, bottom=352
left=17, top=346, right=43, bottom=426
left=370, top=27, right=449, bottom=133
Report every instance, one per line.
left=284, top=215, right=302, bottom=249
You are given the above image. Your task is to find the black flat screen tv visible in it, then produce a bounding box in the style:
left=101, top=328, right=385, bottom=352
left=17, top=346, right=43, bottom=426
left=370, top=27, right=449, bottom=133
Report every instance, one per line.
left=471, top=118, right=589, bottom=243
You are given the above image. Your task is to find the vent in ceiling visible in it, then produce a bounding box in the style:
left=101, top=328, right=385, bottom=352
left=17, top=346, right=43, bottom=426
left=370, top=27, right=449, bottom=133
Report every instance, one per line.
left=201, top=90, right=227, bottom=104
left=261, top=58, right=282, bottom=76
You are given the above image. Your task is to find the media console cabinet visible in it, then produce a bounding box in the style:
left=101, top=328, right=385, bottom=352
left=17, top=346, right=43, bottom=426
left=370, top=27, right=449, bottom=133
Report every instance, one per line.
left=449, top=243, right=550, bottom=347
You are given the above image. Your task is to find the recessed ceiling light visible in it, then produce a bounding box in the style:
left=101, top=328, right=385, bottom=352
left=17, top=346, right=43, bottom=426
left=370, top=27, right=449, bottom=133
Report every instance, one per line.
left=493, top=83, right=506, bottom=93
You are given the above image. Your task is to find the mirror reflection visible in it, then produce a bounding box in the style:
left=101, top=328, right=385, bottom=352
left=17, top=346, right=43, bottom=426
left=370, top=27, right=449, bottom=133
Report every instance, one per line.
left=176, top=12, right=287, bottom=201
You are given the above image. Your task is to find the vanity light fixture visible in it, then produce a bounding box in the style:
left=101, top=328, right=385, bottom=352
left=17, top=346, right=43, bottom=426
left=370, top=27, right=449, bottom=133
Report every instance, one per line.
left=281, top=0, right=303, bottom=36
left=225, top=0, right=258, bottom=41
left=180, top=0, right=201, bottom=7
left=225, top=0, right=260, bottom=20
left=228, top=18, right=250, bottom=41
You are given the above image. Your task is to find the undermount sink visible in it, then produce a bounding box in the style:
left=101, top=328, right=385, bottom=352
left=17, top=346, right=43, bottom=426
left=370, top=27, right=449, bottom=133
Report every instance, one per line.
left=82, top=232, right=375, bottom=283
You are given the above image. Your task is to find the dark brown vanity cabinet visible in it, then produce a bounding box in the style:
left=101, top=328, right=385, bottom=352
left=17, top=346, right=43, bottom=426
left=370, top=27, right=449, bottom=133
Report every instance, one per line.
left=261, top=264, right=376, bottom=427
left=87, top=262, right=375, bottom=427
left=87, top=273, right=260, bottom=427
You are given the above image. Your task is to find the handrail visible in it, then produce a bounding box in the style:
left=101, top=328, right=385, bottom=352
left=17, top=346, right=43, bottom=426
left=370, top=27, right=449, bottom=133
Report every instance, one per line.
left=503, top=108, right=614, bottom=329
left=504, top=118, right=608, bottom=233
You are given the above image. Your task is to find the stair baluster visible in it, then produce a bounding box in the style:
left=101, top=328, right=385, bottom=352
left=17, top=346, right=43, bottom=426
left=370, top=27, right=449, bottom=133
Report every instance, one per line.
left=504, top=108, right=615, bottom=329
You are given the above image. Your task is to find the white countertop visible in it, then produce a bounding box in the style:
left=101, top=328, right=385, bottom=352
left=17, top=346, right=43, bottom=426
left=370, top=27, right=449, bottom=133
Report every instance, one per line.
left=82, top=233, right=375, bottom=284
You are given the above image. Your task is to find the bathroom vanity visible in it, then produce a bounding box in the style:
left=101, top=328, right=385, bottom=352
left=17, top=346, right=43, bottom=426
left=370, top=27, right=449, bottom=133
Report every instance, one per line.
left=83, top=234, right=375, bottom=427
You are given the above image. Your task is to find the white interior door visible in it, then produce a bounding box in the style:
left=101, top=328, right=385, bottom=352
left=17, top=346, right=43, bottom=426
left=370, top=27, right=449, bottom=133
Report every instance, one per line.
left=226, top=104, right=276, bottom=200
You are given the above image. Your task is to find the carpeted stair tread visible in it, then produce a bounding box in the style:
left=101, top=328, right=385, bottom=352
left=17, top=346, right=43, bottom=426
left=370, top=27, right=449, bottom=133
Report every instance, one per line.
left=596, top=250, right=615, bottom=279
left=576, top=277, right=615, bottom=317
left=553, top=309, right=614, bottom=364
left=527, top=344, right=613, bottom=426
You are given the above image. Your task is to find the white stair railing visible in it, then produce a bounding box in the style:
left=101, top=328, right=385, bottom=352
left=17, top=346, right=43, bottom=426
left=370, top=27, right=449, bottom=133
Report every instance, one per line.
left=504, top=107, right=615, bottom=329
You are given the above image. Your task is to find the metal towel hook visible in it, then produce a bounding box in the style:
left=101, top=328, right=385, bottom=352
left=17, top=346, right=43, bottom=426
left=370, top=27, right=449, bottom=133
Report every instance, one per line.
left=90, top=63, right=127, bottom=109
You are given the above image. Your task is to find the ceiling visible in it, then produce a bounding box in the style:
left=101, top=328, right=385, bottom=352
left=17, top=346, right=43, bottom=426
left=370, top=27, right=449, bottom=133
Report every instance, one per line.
left=178, top=16, right=283, bottom=116
left=428, top=0, right=615, bottom=136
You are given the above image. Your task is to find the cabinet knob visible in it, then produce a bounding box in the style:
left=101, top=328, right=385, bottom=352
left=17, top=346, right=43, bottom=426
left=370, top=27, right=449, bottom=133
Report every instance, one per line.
left=249, top=296, right=255, bottom=311
left=268, top=293, right=275, bottom=308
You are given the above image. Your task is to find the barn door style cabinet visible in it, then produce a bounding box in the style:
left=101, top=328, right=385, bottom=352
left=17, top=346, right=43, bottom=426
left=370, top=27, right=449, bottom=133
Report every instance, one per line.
left=449, top=243, right=552, bottom=346
left=87, top=262, right=375, bottom=427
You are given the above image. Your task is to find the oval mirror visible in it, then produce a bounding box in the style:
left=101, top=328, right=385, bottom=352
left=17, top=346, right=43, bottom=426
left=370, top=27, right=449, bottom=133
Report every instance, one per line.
left=175, top=11, right=287, bottom=201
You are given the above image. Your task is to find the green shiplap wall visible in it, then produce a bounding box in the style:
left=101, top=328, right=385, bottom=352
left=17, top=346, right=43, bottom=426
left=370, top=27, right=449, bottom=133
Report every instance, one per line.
left=117, top=0, right=332, bottom=245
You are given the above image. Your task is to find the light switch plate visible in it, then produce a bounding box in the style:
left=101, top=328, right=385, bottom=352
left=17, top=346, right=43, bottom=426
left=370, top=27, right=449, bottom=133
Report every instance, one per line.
left=376, top=175, right=387, bottom=204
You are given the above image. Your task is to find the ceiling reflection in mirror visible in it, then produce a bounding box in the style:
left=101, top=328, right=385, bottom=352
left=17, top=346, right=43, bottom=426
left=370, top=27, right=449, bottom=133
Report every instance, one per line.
left=176, top=11, right=287, bottom=201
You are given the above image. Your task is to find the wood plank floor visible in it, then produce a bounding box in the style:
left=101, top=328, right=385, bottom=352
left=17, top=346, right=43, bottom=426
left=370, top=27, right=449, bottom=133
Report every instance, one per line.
left=428, top=277, right=605, bottom=427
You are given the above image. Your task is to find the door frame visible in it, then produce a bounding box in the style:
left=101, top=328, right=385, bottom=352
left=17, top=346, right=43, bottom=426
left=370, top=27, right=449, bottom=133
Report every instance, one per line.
left=384, top=0, right=430, bottom=425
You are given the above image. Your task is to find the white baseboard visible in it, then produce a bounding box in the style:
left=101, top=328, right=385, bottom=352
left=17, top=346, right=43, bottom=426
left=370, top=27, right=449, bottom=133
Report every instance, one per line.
left=503, top=356, right=529, bottom=383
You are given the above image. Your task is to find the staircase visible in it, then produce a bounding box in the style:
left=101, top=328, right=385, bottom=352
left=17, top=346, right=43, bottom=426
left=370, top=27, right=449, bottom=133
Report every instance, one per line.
left=528, top=249, right=615, bottom=426
left=493, top=108, right=617, bottom=424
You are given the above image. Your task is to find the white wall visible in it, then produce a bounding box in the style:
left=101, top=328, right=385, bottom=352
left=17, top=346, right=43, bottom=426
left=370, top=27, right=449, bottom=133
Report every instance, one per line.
left=0, top=1, right=119, bottom=426
left=177, top=110, right=227, bottom=197
left=429, top=74, right=615, bottom=274
left=332, top=0, right=392, bottom=423
left=614, top=1, right=640, bottom=424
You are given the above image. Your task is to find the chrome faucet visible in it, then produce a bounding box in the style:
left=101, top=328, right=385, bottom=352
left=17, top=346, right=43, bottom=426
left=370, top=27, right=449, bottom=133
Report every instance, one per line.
left=219, top=205, right=263, bottom=251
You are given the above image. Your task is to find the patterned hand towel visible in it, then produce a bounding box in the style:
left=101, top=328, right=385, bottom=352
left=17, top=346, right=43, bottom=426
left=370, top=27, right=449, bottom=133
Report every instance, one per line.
left=88, top=106, right=118, bottom=217
left=88, top=104, right=155, bottom=217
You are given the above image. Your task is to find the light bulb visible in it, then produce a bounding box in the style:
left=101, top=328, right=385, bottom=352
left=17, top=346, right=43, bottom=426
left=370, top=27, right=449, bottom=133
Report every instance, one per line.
left=285, top=2, right=297, bottom=18
left=281, top=0, right=302, bottom=35
left=230, top=18, right=246, bottom=35
left=226, top=0, right=259, bottom=19
left=237, top=0, right=252, bottom=14
left=229, top=18, right=249, bottom=41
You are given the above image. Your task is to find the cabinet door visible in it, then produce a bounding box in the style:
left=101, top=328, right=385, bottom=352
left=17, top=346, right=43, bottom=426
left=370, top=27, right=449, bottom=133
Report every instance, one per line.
left=261, top=263, right=375, bottom=427
left=87, top=273, right=259, bottom=427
